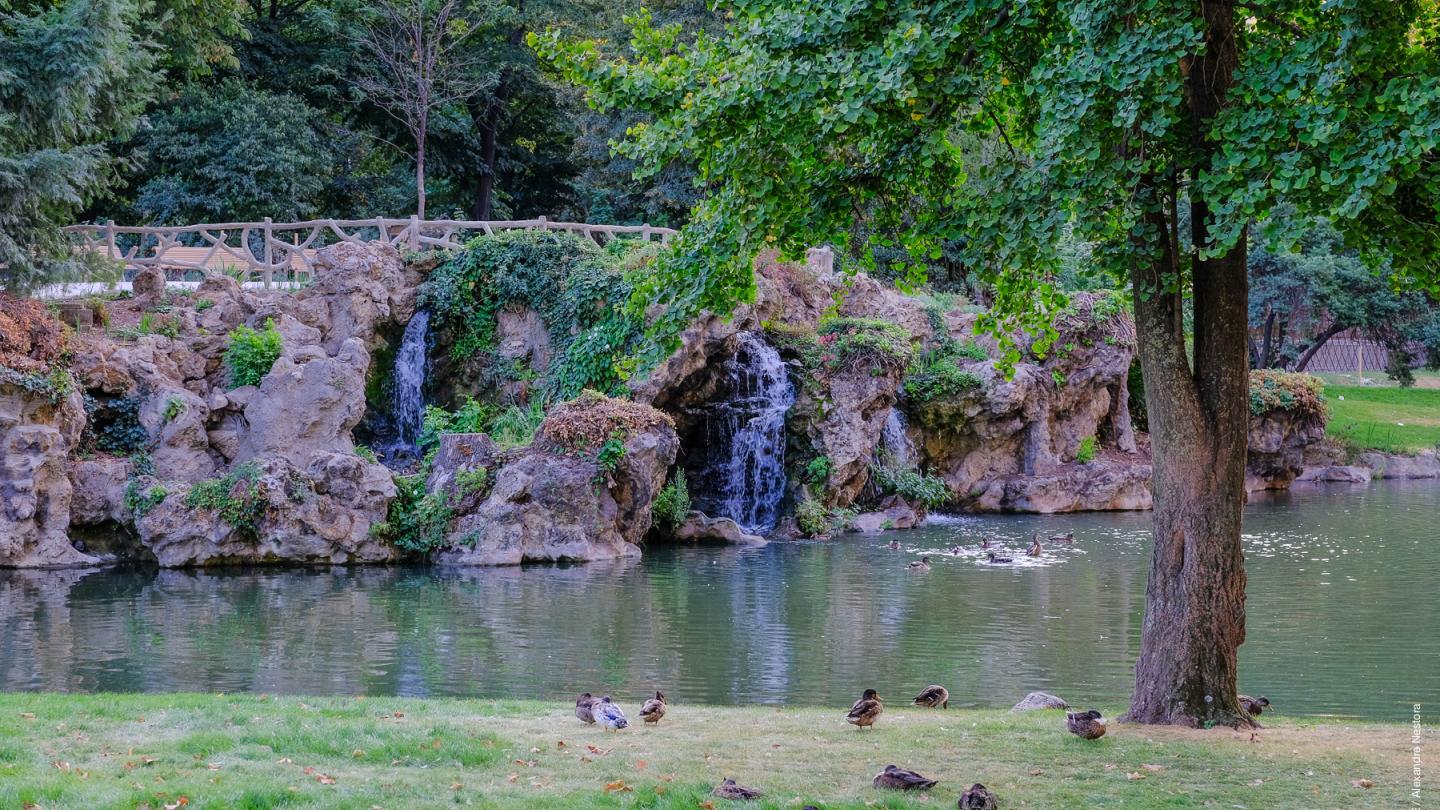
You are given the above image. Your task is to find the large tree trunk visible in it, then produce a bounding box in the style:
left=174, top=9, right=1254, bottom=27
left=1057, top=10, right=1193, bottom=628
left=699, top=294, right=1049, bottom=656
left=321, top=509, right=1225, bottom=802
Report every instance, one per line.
left=472, top=95, right=501, bottom=220
left=1124, top=0, right=1255, bottom=729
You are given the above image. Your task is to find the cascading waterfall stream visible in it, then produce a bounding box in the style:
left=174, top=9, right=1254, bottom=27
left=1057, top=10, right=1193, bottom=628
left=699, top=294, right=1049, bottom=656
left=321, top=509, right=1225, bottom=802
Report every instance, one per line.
left=389, top=309, right=431, bottom=453
left=688, top=332, right=795, bottom=534
left=879, top=407, right=918, bottom=471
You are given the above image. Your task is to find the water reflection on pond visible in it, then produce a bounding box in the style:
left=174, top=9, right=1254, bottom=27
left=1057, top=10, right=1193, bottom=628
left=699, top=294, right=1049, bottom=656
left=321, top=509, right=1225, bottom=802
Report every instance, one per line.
left=2, top=481, right=1436, bottom=722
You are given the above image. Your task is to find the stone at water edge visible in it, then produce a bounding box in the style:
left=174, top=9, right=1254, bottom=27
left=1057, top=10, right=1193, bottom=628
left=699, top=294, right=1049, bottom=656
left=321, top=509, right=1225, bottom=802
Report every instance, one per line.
left=853, top=503, right=923, bottom=534
left=1010, top=691, right=1070, bottom=712
left=671, top=511, right=767, bottom=545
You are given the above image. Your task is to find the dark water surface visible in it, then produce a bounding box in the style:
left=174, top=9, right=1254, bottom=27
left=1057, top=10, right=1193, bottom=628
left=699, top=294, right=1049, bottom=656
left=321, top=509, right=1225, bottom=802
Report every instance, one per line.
left=3, top=482, right=1436, bottom=721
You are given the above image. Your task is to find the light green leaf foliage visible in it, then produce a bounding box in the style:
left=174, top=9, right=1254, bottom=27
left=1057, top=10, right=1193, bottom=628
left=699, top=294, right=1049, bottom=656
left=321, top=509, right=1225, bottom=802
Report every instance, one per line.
left=533, top=1, right=1440, bottom=370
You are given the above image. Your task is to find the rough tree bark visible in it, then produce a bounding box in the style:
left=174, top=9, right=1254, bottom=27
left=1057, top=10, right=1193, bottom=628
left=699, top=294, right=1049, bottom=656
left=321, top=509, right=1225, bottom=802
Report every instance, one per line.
left=1123, top=0, right=1256, bottom=729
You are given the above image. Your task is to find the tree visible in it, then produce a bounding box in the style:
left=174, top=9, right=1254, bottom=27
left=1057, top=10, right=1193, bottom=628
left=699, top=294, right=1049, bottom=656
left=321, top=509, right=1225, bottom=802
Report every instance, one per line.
left=349, top=0, right=493, bottom=218
left=0, top=0, right=157, bottom=293
left=129, top=81, right=335, bottom=224
left=536, top=1, right=1440, bottom=726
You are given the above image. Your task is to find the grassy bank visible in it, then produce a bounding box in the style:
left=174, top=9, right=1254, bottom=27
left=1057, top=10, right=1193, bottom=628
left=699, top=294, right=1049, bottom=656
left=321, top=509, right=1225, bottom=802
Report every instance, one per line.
left=1323, top=383, right=1440, bottom=454
left=0, top=693, right=1413, bottom=809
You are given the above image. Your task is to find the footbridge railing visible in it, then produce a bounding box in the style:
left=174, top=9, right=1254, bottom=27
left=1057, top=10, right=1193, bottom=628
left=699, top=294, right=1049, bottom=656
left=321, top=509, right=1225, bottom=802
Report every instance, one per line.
left=56, top=216, right=677, bottom=294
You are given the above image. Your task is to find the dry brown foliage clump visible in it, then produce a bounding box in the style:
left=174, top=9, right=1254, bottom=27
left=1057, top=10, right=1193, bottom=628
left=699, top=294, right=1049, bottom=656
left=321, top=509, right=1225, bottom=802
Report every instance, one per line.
left=0, top=293, right=66, bottom=372
left=538, top=390, right=673, bottom=450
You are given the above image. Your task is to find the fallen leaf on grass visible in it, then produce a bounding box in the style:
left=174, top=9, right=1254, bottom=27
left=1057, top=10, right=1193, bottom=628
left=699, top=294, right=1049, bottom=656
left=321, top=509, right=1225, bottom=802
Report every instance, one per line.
left=1140, top=764, right=1166, bottom=772
left=207, top=763, right=221, bottom=771
left=634, top=759, right=648, bottom=770
left=530, top=747, right=541, bottom=754
left=351, top=749, right=365, bottom=759
left=697, top=801, right=715, bottom=809
left=555, top=740, right=567, bottom=748
left=19, top=712, right=35, bottom=720
left=1125, top=772, right=1146, bottom=781
left=277, top=757, right=292, bottom=764
left=1028, top=769, right=1044, bottom=776
left=514, top=759, right=537, bottom=768
left=585, top=744, right=611, bottom=756
left=1103, top=763, right=1117, bottom=771
left=603, top=780, right=632, bottom=793
left=1251, top=779, right=1265, bottom=786
left=654, top=785, right=666, bottom=795
left=1350, top=779, right=1375, bottom=789
left=315, top=773, right=337, bottom=785
left=450, top=782, right=463, bottom=791
left=507, top=773, right=518, bottom=783
left=163, top=798, right=189, bottom=810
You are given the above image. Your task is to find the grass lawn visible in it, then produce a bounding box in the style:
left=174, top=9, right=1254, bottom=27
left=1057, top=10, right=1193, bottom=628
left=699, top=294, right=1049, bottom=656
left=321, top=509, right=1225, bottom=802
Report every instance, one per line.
left=0, top=693, right=1413, bottom=809
left=1322, top=383, right=1440, bottom=454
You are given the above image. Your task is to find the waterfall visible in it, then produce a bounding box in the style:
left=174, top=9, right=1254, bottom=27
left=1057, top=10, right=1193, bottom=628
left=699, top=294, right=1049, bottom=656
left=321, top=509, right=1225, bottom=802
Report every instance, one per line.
left=689, top=332, right=795, bottom=534
left=390, top=309, right=430, bottom=451
left=879, top=407, right=917, bottom=471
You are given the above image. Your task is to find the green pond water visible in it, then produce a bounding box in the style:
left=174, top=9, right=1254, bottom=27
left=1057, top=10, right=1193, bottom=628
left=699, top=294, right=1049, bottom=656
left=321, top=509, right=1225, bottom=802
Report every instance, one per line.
left=2, top=481, right=1436, bottom=722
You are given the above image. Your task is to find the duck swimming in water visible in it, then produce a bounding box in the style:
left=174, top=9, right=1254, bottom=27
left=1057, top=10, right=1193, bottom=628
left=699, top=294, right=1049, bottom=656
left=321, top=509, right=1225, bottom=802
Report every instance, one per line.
left=888, top=539, right=901, bottom=550
left=1027, top=535, right=1043, bottom=556
left=908, top=556, right=932, bottom=571
left=950, top=545, right=964, bottom=556
left=1049, top=531, right=1075, bottom=544
left=980, top=537, right=993, bottom=549
left=986, top=552, right=1014, bottom=564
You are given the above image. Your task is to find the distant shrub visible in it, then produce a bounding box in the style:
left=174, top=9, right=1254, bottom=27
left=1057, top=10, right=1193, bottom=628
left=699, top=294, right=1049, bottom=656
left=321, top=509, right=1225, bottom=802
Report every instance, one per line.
left=804, top=455, right=832, bottom=486
left=796, top=499, right=857, bottom=537
left=372, top=474, right=453, bottom=553
left=816, top=317, right=915, bottom=374
left=185, top=463, right=267, bottom=537
left=870, top=464, right=949, bottom=507
left=420, top=398, right=496, bottom=451
left=225, top=319, right=282, bottom=389
left=905, top=362, right=983, bottom=402
left=1075, top=435, right=1097, bottom=464
left=1249, top=370, right=1327, bottom=419
left=651, top=469, right=691, bottom=532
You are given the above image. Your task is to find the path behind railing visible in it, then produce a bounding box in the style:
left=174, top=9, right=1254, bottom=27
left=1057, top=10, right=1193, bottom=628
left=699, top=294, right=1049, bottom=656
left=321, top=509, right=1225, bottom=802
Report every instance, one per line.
left=55, top=216, right=677, bottom=296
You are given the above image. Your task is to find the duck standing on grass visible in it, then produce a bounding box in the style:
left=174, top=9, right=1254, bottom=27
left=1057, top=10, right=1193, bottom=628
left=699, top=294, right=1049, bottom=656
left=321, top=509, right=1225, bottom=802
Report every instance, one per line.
left=1066, top=709, right=1107, bottom=740
left=846, top=688, right=883, bottom=730
left=1239, top=695, right=1271, bottom=716
left=912, top=684, right=950, bottom=709
left=959, top=782, right=999, bottom=810
left=711, top=778, right=763, bottom=800
left=872, top=764, right=937, bottom=790
left=908, top=556, right=932, bottom=571
left=639, top=691, right=667, bottom=724
left=594, top=696, right=628, bottom=731
left=574, top=692, right=597, bottom=724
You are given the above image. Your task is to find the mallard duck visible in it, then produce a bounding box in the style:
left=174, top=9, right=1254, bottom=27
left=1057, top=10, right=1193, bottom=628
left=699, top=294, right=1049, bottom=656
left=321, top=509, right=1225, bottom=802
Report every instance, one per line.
left=888, top=539, right=901, bottom=550
left=1026, top=535, right=1043, bottom=556
left=1066, top=709, right=1106, bottom=740
left=986, top=552, right=1014, bottom=564
left=711, top=778, right=762, bottom=800
left=950, top=545, right=964, bottom=556
left=872, top=764, right=937, bottom=791
left=594, top=696, right=628, bottom=731
left=846, top=688, right=883, bottom=729
left=908, top=556, right=932, bottom=571
left=959, top=782, right=999, bottom=810
left=639, top=690, right=667, bottom=724
left=1239, top=695, right=1271, bottom=716
left=980, top=537, right=993, bottom=549
left=574, top=692, right=597, bottom=724
left=912, top=684, right=949, bottom=709
left=1049, top=531, right=1075, bottom=544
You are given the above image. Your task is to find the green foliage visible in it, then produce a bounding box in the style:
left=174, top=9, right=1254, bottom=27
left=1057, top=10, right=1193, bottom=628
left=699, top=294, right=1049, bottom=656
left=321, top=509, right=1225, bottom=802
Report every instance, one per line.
left=84, top=394, right=147, bottom=455
left=1075, top=436, right=1098, bottom=464
left=0, top=365, right=76, bottom=405
left=355, top=445, right=379, bottom=464
left=372, top=474, right=454, bottom=554
left=195, top=298, right=215, bottom=312
left=130, top=80, right=334, bottom=224
left=420, top=232, right=645, bottom=399
left=421, top=398, right=545, bottom=452
left=162, top=397, right=185, bottom=424
left=185, top=463, right=266, bottom=537
left=0, top=0, right=156, bottom=293
left=795, top=500, right=856, bottom=538
left=455, top=467, right=490, bottom=499
left=1249, top=371, right=1328, bottom=419
left=486, top=402, right=547, bottom=450
left=595, top=434, right=627, bottom=472
left=804, top=456, right=832, bottom=487
left=124, top=480, right=167, bottom=517
left=225, top=319, right=283, bottom=389
left=815, top=318, right=914, bottom=374
left=869, top=465, right=949, bottom=508
left=651, top=469, right=691, bottom=532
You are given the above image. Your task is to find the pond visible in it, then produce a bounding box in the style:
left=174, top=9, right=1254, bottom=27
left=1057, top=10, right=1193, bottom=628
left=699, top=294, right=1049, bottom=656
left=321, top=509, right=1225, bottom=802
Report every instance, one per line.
left=2, top=481, right=1436, bottom=722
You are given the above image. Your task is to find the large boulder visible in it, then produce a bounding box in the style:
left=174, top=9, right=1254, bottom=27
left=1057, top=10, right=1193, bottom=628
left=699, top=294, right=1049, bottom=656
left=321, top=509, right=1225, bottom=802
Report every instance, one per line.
left=297, top=241, right=419, bottom=353
left=0, top=380, right=92, bottom=567
left=236, top=337, right=371, bottom=465
left=69, top=456, right=131, bottom=527
left=1245, top=372, right=1329, bottom=491
left=1355, top=450, right=1440, bottom=479
left=436, top=393, right=677, bottom=565
left=672, top=511, right=767, bottom=545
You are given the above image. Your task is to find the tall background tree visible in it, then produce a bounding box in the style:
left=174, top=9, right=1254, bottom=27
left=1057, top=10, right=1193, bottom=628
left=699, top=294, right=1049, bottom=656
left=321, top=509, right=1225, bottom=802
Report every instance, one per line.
left=0, top=0, right=157, bottom=291
left=535, top=0, right=1440, bottom=726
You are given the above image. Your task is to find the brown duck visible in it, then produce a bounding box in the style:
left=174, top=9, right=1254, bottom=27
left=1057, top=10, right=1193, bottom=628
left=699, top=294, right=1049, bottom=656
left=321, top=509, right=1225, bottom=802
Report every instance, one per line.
left=908, top=556, right=932, bottom=571
left=912, top=684, right=950, bottom=709
left=1049, top=531, right=1075, bottom=544
left=959, top=782, right=999, bottom=810
left=574, top=692, right=597, bottom=724
left=1026, top=535, right=1043, bottom=556
left=872, top=764, right=937, bottom=790
left=711, top=778, right=762, bottom=800
left=846, top=688, right=884, bottom=730
left=1239, top=695, right=1271, bottom=716
left=639, top=690, right=667, bottom=724
left=1066, top=709, right=1107, bottom=740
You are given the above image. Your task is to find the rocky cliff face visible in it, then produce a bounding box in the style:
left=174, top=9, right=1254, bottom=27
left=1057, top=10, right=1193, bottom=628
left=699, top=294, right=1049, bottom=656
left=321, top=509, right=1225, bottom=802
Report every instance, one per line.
left=434, top=393, right=677, bottom=565
left=0, top=380, right=90, bottom=567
